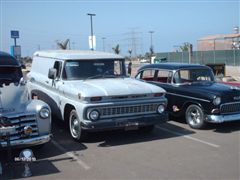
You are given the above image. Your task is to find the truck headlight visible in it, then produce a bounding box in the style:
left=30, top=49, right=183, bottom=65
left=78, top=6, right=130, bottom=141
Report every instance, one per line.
left=39, top=108, right=50, bottom=119
left=213, top=97, right=221, bottom=105
left=157, top=104, right=165, bottom=114
left=88, top=110, right=100, bottom=121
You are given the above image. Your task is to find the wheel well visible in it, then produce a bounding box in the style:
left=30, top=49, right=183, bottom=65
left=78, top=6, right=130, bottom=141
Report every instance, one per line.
left=183, top=102, right=203, bottom=113
left=64, top=104, right=75, bottom=123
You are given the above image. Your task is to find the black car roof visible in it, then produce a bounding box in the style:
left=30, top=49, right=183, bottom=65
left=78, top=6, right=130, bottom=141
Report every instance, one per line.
left=138, top=63, right=211, bottom=72
left=0, top=51, right=21, bottom=66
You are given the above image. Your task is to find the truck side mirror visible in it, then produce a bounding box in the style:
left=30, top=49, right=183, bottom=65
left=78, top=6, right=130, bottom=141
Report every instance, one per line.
left=48, top=68, right=57, bottom=80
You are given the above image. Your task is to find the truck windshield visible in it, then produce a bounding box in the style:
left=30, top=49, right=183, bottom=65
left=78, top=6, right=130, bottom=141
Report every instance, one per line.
left=0, top=67, right=23, bottom=86
left=62, top=59, right=126, bottom=80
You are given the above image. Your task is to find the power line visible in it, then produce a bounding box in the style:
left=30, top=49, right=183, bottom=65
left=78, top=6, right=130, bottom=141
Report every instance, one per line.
left=123, top=28, right=142, bottom=56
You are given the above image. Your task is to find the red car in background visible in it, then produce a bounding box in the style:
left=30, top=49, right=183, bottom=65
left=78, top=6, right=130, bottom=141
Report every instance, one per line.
left=220, top=81, right=240, bottom=87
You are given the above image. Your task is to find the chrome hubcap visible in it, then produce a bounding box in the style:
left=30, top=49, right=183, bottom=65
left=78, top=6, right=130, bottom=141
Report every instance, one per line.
left=70, top=115, right=80, bottom=137
left=188, top=108, right=201, bottom=125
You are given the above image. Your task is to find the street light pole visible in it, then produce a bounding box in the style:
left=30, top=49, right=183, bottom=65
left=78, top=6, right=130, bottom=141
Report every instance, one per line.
left=102, top=37, right=106, bottom=51
left=87, top=13, right=96, bottom=51
left=149, top=31, right=154, bottom=64
left=149, top=31, right=154, bottom=49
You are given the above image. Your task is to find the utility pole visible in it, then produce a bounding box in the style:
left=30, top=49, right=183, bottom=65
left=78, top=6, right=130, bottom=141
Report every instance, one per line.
left=149, top=31, right=154, bottom=50
left=188, top=43, right=193, bottom=64
left=72, top=42, right=75, bottom=50
left=87, top=13, right=96, bottom=51
left=102, top=37, right=106, bottom=51
left=123, top=27, right=142, bottom=57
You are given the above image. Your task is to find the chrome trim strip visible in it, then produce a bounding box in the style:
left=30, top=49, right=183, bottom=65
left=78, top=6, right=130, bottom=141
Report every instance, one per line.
left=0, top=134, right=51, bottom=148
left=206, top=113, right=240, bottom=123
left=166, top=92, right=211, bottom=102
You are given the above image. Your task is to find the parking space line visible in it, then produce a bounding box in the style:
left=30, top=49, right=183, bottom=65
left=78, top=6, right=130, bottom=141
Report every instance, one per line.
left=51, top=140, right=91, bottom=170
left=156, top=126, right=220, bottom=148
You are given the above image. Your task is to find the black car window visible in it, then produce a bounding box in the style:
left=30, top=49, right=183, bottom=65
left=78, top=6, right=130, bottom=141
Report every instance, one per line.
left=141, top=69, right=156, bottom=81
left=156, top=70, right=173, bottom=84
left=173, top=69, right=214, bottom=84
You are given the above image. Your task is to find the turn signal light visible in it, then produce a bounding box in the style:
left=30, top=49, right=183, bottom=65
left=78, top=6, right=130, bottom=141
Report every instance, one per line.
left=154, top=93, right=163, bottom=97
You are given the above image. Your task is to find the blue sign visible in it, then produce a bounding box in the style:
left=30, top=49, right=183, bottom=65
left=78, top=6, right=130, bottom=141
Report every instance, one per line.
left=10, top=46, right=21, bottom=57
left=11, top=30, right=19, bottom=38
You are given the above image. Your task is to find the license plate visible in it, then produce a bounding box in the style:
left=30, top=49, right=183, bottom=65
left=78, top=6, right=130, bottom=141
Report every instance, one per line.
left=125, top=122, right=139, bottom=131
left=0, top=126, right=16, bottom=135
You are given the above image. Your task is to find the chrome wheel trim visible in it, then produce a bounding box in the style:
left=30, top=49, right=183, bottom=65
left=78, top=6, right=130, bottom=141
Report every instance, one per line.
left=69, top=112, right=81, bottom=139
left=187, top=107, right=202, bottom=126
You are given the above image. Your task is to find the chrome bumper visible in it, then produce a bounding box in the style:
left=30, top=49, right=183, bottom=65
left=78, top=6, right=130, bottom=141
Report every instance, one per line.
left=0, top=134, right=51, bottom=148
left=206, top=113, right=240, bottom=123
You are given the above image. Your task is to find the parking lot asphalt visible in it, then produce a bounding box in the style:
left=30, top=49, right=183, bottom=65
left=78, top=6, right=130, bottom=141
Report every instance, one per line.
left=1, top=118, right=239, bottom=180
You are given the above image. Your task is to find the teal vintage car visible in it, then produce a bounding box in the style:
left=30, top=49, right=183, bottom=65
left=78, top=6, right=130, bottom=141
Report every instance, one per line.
left=0, top=51, right=51, bottom=149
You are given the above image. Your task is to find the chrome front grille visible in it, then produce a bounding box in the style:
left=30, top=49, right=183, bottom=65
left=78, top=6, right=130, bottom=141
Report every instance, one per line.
left=220, top=102, right=240, bottom=114
left=98, top=103, right=160, bottom=118
left=0, top=114, right=38, bottom=142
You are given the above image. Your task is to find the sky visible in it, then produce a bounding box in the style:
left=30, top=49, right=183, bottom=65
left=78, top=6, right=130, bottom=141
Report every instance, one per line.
left=0, top=0, right=239, bottom=57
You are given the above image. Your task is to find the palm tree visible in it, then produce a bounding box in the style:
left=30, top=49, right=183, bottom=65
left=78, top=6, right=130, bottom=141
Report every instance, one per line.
left=112, top=44, right=120, bottom=54
left=180, top=42, right=190, bottom=52
left=57, top=39, right=70, bottom=50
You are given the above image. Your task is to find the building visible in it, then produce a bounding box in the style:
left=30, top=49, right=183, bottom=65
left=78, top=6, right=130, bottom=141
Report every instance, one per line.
left=197, top=27, right=240, bottom=51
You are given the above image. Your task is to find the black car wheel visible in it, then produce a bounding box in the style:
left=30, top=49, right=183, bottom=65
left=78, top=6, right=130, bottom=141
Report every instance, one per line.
left=185, top=104, right=206, bottom=129
left=69, top=109, right=87, bottom=141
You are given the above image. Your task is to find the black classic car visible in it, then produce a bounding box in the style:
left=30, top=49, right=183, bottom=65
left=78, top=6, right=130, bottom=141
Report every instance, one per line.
left=136, top=63, right=240, bottom=129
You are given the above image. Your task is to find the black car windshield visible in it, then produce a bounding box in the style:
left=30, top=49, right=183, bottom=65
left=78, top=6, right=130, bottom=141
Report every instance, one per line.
left=62, top=59, right=126, bottom=80
left=0, top=67, right=23, bottom=85
left=173, top=68, right=214, bottom=84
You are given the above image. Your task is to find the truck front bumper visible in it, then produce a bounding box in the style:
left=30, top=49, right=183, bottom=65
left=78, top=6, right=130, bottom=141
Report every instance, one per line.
left=81, top=113, right=168, bottom=131
left=206, top=113, right=240, bottom=123
left=0, top=134, right=51, bottom=149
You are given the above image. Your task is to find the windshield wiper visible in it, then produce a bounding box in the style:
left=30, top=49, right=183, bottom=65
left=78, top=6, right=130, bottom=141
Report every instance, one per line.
left=86, top=74, right=105, bottom=80
left=86, top=70, right=121, bottom=80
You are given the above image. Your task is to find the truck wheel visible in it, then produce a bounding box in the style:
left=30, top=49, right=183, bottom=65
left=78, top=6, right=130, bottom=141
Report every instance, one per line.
left=185, top=104, right=206, bottom=129
left=69, top=110, right=86, bottom=141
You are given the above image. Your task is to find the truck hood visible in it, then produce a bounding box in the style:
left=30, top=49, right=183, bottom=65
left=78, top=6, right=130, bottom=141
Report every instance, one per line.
left=65, top=78, right=165, bottom=97
left=0, top=83, right=29, bottom=114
